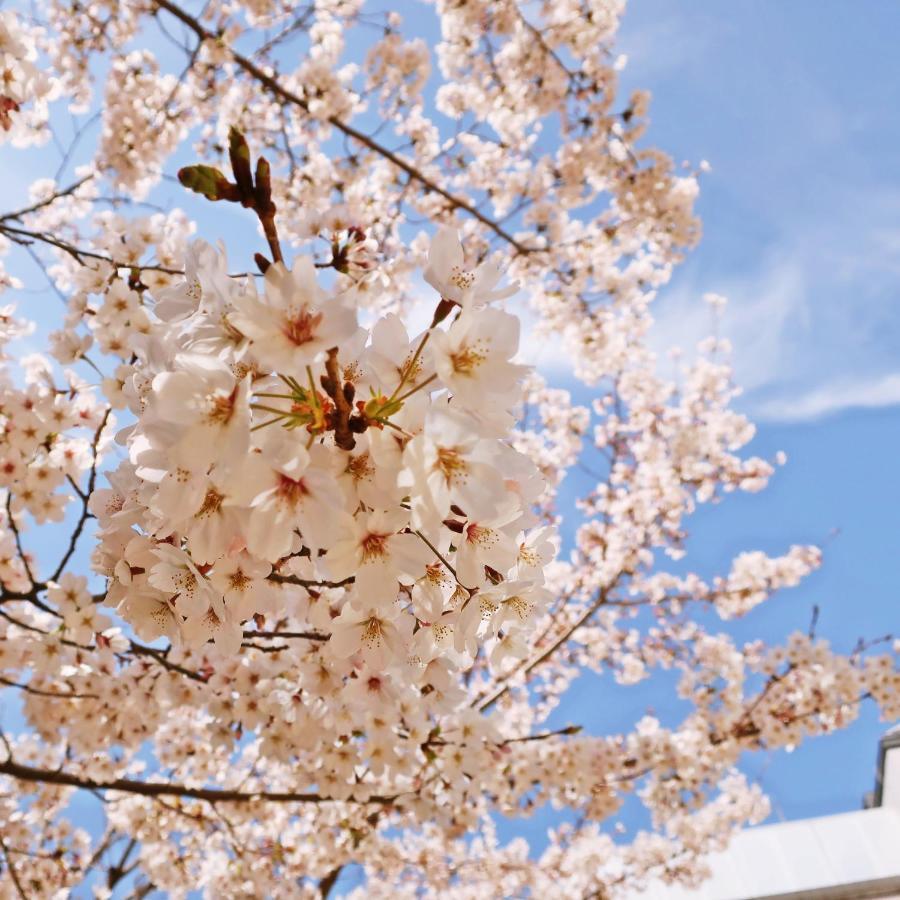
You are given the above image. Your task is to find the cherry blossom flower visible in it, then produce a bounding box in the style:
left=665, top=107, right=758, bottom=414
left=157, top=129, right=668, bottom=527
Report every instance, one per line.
left=209, top=552, right=273, bottom=621
left=230, top=257, right=358, bottom=372
left=328, top=599, right=414, bottom=667
left=424, top=226, right=517, bottom=309
left=148, top=543, right=217, bottom=619
left=325, top=508, right=431, bottom=606
left=149, top=355, right=250, bottom=471
left=233, top=434, right=346, bottom=560
left=401, top=405, right=511, bottom=527
left=454, top=513, right=520, bottom=588
left=429, top=307, right=528, bottom=412
left=154, top=238, right=232, bottom=322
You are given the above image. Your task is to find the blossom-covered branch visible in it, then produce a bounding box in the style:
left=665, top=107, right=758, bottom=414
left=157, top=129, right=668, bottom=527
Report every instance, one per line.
left=0, top=2, right=896, bottom=897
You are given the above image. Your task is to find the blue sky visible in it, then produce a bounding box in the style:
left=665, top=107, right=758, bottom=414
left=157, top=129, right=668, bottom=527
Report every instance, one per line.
left=1, top=0, right=898, bottom=878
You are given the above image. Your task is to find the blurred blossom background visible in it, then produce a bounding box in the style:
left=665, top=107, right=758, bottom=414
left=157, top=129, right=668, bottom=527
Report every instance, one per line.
left=547, top=0, right=900, bottom=836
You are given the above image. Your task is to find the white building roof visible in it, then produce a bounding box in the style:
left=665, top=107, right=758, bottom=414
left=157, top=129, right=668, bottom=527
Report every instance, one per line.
left=635, top=807, right=900, bottom=900
left=631, top=730, right=900, bottom=900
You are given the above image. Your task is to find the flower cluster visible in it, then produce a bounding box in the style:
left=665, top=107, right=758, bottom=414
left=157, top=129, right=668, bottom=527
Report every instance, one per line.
left=0, top=338, right=107, bottom=529
left=95, top=226, right=556, bottom=677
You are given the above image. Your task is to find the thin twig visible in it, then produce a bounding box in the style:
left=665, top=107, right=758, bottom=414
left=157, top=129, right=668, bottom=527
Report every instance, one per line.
left=0, top=176, right=92, bottom=223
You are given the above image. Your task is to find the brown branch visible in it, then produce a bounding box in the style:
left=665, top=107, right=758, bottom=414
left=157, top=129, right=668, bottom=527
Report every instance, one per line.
left=127, top=881, right=157, bottom=899
left=0, top=223, right=183, bottom=275
left=0, top=606, right=208, bottom=684
left=0, top=756, right=399, bottom=806
left=242, top=629, right=328, bottom=642
left=0, top=175, right=93, bottom=223
left=106, top=835, right=138, bottom=891
left=319, top=865, right=344, bottom=898
left=0, top=676, right=98, bottom=700
left=240, top=641, right=290, bottom=652
left=4, top=494, right=35, bottom=587
left=0, top=831, right=27, bottom=899
left=121, top=642, right=209, bottom=683
left=323, top=348, right=356, bottom=451
left=268, top=573, right=353, bottom=590
left=499, top=724, right=582, bottom=745
left=80, top=829, right=118, bottom=881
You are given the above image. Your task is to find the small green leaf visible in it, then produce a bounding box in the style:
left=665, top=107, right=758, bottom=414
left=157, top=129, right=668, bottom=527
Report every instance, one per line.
left=177, top=165, right=241, bottom=202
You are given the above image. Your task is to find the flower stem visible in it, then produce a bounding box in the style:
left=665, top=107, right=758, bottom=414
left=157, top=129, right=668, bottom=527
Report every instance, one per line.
left=393, top=373, right=437, bottom=405
left=251, top=403, right=293, bottom=416
left=251, top=416, right=288, bottom=431
left=306, top=365, right=321, bottom=409
left=414, top=529, right=464, bottom=587
left=388, top=330, right=430, bottom=404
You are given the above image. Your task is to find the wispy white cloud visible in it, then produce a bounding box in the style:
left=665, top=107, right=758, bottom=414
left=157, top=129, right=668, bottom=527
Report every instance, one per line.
left=649, top=256, right=810, bottom=393
left=755, top=373, right=900, bottom=422
left=646, top=182, right=900, bottom=423
left=616, top=7, right=725, bottom=83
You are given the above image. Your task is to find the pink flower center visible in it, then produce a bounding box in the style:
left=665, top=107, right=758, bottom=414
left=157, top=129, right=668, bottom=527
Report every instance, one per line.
left=196, top=487, right=225, bottom=518
left=277, top=473, right=309, bottom=507
left=436, top=447, right=468, bottom=485
left=449, top=344, right=486, bottom=375
left=361, top=532, right=388, bottom=562
left=282, top=308, right=323, bottom=346
left=466, top=523, right=496, bottom=547
left=206, top=385, right=239, bottom=425
left=228, top=569, right=251, bottom=592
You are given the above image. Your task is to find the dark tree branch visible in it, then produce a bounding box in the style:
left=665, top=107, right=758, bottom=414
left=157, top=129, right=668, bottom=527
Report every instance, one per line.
left=0, top=756, right=400, bottom=806
left=0, top=176, right=93, bottom=223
